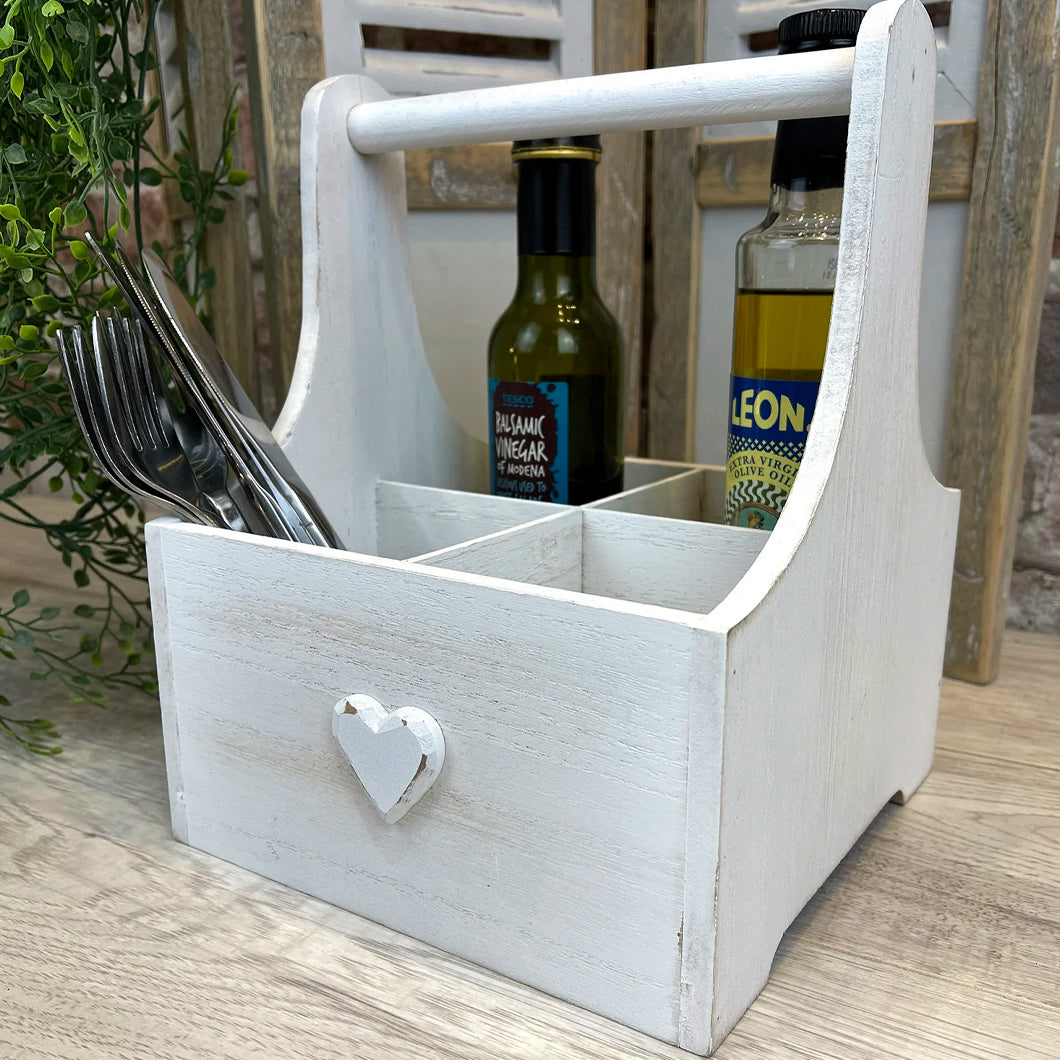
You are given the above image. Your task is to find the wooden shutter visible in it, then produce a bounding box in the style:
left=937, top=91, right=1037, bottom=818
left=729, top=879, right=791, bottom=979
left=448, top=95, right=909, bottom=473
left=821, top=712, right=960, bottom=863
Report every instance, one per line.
left=319, top=0, right=592, bottom=93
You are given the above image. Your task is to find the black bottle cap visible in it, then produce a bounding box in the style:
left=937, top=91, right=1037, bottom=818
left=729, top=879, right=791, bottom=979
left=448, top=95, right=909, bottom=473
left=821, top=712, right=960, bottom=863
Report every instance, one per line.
left=777, top=8, right=865, bottom=53
left=771, top=9, right=867, bottom=192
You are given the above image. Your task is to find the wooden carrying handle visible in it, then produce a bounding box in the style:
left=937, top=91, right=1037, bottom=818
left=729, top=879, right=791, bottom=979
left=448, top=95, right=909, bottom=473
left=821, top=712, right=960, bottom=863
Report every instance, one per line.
left=346, top=48, right=856, bottom=155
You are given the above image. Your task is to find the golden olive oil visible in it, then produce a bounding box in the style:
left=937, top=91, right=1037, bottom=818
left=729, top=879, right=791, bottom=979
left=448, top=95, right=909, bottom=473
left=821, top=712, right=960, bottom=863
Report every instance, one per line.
left=731, top=290, right=834, bottom=380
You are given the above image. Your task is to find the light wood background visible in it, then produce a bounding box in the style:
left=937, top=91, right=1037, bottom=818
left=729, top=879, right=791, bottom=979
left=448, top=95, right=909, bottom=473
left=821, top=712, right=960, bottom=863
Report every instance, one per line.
left=2, top=501, right=1058, bottom=1060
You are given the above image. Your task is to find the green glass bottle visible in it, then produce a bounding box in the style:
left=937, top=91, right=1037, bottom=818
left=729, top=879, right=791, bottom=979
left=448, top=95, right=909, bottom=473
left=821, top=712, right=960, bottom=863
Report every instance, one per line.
left=488, top=136, right=624, bottom=505
left=725, top=8, right=864, bottom=530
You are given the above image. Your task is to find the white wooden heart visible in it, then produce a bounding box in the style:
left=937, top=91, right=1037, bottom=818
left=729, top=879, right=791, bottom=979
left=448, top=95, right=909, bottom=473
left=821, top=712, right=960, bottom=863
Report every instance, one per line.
left=331, top=694, right=445, bottom=823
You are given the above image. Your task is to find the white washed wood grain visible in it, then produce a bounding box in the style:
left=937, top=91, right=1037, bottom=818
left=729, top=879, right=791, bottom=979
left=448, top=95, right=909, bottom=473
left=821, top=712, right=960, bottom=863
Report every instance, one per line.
left=376, top=479, right=553, bottom=559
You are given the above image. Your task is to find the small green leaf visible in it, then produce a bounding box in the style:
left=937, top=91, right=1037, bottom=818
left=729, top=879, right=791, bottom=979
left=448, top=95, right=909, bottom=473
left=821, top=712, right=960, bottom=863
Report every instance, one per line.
left=90, top=651, right=103, bottom=668
left=139, top=166, right=162, bottom=187
left=40, top=606, right=61, bottom=620
left=39, top=40, right=54, bottom=71
left=20, top=362, right=48, bottom=380
left=0, top=335, right=13, bottom=350
left=0, top=203, right=21, bottom=220
left=227, top=169, right=249, bottom=187
left=4, top=142, right=26, bottom=164
left=48, top=475, right=63, bottom=492
left=31, top=294, right=58, bottom=311
left=14, top=629, right=33, bottom=649
left=78, top=634, right=97, bottom=653
left=178, top=182, right=196, bottom=203
left=119, top=204, right=130, bottom=229
left=66, top=20, right=89, bottom=44
left=24, top=96, right=58, bottom=116
left=10, top=70, right=23, bottom=99
left=73, top=604, right=94, bottom=618
left=0, top=25, right=14, bottom=49
left=73, top=569, right=89, bottom=587
left=97, top=285, right=122, bottom=307
left=42, top=0, right=65, bottom=16
left=63, top=201, right=87, bottom=226
left=200, top=268, right=217, bottom=292
left=13, top=588, right=29, bottom=607
left=108, top=137, right=132, bottom=162
left=18, top=324, right=38, bottom=340
left=69, top=239, right=88, bottom=260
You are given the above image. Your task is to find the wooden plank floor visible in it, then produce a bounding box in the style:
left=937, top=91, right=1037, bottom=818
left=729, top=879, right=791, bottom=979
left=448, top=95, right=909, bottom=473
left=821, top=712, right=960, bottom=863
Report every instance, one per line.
left=1, top=510, right=1058, bottom=1058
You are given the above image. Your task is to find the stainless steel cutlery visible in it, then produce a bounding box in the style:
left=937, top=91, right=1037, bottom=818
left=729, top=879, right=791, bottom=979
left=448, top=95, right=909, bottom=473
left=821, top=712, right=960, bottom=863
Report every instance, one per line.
left=58, top=240, right=343, bottom=548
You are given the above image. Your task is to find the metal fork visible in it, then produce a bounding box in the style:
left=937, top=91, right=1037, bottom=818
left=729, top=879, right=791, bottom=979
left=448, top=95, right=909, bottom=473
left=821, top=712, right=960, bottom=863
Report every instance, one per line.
left=91, top=315, right=250, bottom=533
left=57, top=325, right=208, bottom=524
left=108, top=315, right=259, bottom=535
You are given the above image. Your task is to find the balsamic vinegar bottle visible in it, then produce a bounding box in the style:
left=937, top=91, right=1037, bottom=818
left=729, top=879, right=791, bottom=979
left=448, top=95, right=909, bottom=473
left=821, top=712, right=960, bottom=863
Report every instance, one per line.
left=488, top=136, right=624, bottom=505
left=725, top=8, right=865, bottom=530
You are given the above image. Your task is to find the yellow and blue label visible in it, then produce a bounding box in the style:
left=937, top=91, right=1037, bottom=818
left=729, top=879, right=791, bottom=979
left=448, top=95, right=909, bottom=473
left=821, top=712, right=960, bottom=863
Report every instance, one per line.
left=725, top=375, right=819, bottom=529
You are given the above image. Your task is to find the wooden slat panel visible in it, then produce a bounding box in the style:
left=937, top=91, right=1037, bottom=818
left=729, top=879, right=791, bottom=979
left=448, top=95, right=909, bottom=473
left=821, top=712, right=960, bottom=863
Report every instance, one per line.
left=363, top=47, right=557, bottom=94
left=351, top=0, right=564, bottom=39
left=594, top=0, right=649, bottom=457
left=241, top=0, right=326, bottom=408
left=696, top=119, right=978, bottom=207
left=405, top=143, right=514, bottom=208
left=176, top=0, right=259, bottom=405
left=646, top=0, right=705, bottom=461
left=943, top=0, right=1060, bottom=683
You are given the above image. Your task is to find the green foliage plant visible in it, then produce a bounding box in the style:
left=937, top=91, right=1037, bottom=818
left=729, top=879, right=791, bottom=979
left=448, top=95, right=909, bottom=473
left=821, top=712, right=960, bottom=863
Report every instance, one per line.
left=0, top=0, right=248, bottom=752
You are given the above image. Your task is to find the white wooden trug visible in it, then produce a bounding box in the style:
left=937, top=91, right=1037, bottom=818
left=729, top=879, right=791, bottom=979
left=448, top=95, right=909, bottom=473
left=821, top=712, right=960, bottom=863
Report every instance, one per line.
left=145, top=2, right=958, bottom=1053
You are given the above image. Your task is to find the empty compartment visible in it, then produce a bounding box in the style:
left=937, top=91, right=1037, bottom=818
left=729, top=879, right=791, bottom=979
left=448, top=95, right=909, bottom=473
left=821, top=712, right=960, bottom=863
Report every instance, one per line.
left=375, top=459, right=712, bottom=560
left=414, top=506, right=768, bottom=615
left=589, top=465, right=728, bottom=523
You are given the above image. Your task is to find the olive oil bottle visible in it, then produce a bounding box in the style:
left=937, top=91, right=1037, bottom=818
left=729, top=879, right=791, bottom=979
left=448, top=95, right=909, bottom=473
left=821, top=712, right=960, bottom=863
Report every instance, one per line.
left=488, top=136, right=624, bottom=505
left=725, top=8, right=864, bottom=529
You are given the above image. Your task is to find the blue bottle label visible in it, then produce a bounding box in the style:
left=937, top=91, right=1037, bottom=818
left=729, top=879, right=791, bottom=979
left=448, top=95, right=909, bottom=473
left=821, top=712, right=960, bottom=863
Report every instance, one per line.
left=725, top=375, right=821, bottom=529
left=489, top=379, right=569, bottom=504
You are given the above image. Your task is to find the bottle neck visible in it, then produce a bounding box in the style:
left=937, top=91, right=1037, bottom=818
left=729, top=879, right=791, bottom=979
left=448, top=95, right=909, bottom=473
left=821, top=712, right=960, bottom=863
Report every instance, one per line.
left=516, top=253, right=598, bottom=299
left=764, top=184, right=844, bottom=232
left=516, top=157, right=597, bottom=258
left=770, top=115, right=849, bottom=194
